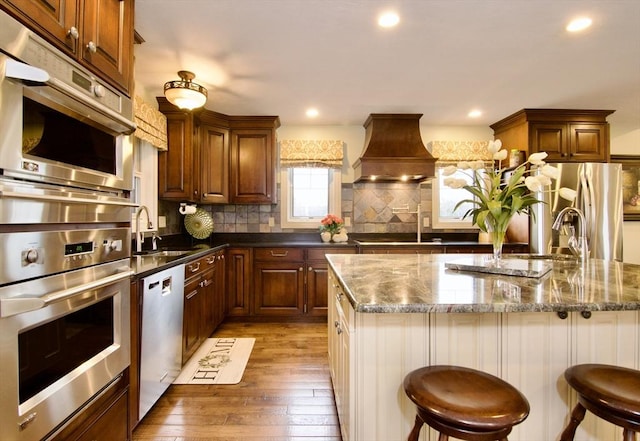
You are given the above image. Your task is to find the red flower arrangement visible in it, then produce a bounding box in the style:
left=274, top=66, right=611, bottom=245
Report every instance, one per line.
left=320, top=214, right=344, bottom=235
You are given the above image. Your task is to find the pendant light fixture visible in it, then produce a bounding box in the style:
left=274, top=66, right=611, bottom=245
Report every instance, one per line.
left=163, top=70, right=207, bottom=110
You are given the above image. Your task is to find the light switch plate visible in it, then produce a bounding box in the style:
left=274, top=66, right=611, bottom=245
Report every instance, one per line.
left=158, top=216, right=166, bottom=228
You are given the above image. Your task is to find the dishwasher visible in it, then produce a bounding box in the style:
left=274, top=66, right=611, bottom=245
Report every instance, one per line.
left=139, top=264, right=185, bottom=419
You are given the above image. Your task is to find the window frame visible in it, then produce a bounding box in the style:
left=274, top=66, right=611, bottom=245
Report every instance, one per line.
left=431, top=164, right=478, bottom=230
left=280, top=167, right=342, bottom=229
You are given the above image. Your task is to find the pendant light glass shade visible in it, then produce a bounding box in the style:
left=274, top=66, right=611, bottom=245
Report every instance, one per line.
left=164, top=70, right=207, bottom=110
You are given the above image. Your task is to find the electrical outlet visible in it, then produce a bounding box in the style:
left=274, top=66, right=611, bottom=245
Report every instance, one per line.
left=268, top=217, right=275, bottom=227
left=158, top=216, right=166, bottom=228
left=344, top=217, right=351, bottom=227
left=423, top=217, right=430, bottom=228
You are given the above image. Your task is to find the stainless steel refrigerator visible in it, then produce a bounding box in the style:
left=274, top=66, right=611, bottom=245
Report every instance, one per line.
left=530, top=162, right=623, bottom=261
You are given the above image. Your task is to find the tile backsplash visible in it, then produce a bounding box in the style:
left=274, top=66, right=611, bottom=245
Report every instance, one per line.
left=158, top=181, right=465, bottom=236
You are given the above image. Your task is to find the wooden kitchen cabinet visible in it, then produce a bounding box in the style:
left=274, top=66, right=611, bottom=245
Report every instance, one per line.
left=158, top=108, right=196, bottom=201
left=253, top=248, right=306, bottom=316
left=158, top=100, right=280, bottom=204
left=182, top=250, right=225, bottom=364
left=307, top=247, right=357, bottom=316
left=490, top=109, right=614, bottom=163
left=229, top=127, right=276, bottom=204
left=1, top=0, right=134, bottom=94
left=226, top=247, right=252, bottom=317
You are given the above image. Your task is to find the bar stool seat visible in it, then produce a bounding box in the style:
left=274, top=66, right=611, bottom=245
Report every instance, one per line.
left=403, top=365, right=530, bottom=441
left=560, top=364, right=640, bottom=441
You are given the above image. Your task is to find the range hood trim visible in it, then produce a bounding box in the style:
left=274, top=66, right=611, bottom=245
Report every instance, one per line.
left=353, top=113, right=436, bottom=183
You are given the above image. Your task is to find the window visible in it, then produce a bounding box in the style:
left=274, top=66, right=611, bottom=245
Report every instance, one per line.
left=280, top=167, right=341, bottom=229
left=431, top=164, right=477, bottom=229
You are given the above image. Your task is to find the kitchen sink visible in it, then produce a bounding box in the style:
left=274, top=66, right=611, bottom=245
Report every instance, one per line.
left=147, top=250, right=191, bottom=257
left=133, top=249, right=193, bottom=258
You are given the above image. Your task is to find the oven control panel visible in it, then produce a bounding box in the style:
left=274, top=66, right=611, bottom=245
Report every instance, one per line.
left=0, top=228, right=131, bottom=287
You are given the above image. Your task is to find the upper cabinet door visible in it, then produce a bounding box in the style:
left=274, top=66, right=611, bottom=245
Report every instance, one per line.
left=1, top=0, right=79, bottom=52
left=230, top=129, right=276, bottom=204
left=1, top=0, right=134, bottom=94
left=81, top=0, right=133, bottom=93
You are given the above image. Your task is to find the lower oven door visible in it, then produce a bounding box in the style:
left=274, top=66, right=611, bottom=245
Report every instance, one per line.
left=0, top=260, right=132, bottom=441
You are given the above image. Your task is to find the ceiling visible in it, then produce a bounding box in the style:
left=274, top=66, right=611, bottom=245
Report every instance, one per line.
left=134, top=0, right=640, bottom=128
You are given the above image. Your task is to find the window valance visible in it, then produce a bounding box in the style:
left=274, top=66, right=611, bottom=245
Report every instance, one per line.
left=428, top=140, right=491, bottom=162
left=133, top=95, right=168, bottom=150
left=280, top=139, right=344, bottom=168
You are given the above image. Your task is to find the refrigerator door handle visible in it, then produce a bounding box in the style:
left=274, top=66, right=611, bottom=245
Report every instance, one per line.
left=579, top=171, right=593, bottom=235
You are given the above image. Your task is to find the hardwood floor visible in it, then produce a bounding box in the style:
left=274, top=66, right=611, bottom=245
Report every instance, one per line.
left=132, top=321, right=341, bottom=441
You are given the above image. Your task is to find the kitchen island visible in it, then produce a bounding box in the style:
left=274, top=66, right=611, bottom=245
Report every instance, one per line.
left=326, top=254, right=640, bottom=441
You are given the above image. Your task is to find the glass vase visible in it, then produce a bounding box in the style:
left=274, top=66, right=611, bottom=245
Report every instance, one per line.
left=485, top=217, right=510, bottom=264
left=491, top=229, right=506, bottom=263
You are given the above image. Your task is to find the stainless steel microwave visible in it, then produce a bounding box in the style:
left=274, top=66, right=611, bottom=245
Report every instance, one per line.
left=0, top=10, right=135, bottom=193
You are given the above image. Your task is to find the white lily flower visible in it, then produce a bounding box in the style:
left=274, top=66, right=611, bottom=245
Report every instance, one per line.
left=493, top=149, right=508, bottom=161
left=487, top=140, right=502, bottom=154
left=536, top=174, right=552, bottom=186
left=457, top=161, right=471, bottom=170
left=444, top=177, right=467, bottom=189
left=540, top=164, right=559, bottom=180
left=528, top=152, right=548, bottom=165
left=442, top=165, right=458, bottom=176
left=469, top=160, right=485, bottom=170
left=559, top=187, right=577, bottom=201
left=524, top=176, right=545, bottom=192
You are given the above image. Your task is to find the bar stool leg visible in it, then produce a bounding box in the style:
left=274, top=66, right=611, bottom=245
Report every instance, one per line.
left=408, top=414, right=424, bottom=441
left=622, top=428, right=637, bottom=441
left=560, top=403, right=587, bottom=441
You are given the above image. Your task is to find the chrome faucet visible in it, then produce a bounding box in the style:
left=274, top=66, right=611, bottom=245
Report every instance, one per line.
left=392, top=203, right=422, bottom=243
left=135, top=205, right=152, bottom=253
left=552, top=207, right=588, bottom=261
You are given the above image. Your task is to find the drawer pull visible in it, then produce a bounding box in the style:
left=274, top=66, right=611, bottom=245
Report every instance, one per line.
left=206, top=256, right=215, bottom=264
left=188, top=262, right=201, bottom=273
left=270, top=250, right=288, bottom=257
left=200, top=279, right=213, bottom=288
left=186, top=290, right=198, bottom=300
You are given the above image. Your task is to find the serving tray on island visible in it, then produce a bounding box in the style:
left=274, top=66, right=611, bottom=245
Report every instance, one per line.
left=445, top=256, right=553, bottom=278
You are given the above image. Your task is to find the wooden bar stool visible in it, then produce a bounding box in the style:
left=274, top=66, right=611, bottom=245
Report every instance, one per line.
left=560, top=364, right=640, bottom=441
left=403, top=365, right=530, bottom=441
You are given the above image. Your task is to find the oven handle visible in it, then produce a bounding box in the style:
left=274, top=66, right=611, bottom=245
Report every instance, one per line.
left=0, top=189, right=139, bottom=207
left=0, top=268, right=133, bottom=318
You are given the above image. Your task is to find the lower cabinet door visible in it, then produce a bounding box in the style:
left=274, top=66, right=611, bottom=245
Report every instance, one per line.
left=77, top=389, right=129, bottom=441
left=183, top=277, right=202, bottom=363
left=253, top=261, right=304, bottom=315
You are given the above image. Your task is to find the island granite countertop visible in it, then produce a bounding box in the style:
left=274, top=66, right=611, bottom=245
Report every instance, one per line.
left=326, top=253, right=640, bottom=314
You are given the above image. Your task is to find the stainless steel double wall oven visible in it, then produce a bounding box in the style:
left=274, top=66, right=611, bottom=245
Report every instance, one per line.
left=0, top=10, right=136, bottom=441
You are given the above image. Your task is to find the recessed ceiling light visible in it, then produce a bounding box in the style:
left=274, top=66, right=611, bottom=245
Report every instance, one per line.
left=566, top=17, right=592, bottom=32
left=306, top=108, right=319, bottom=118
left=468, top=109, right=482, bottom=118
left=378, top=12, right=400, bottom=28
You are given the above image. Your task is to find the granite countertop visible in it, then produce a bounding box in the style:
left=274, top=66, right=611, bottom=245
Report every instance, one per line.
left=326, top=253, right=640, bottom=314
left=130, top=244, right=225, bottom=278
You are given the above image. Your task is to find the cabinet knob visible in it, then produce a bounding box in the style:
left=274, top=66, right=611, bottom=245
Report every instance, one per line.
left=581, top=310, right=592, bottom=319
left=67, top=26, right=79, bottom=39
left=336, top=326, right=342, bottom=335
left=308, top=266, right=313, bottom=271
left=557, top=311, right=568, bottom=320
left=298, top=267, right=303, bottom=271
left=86, top=41, right=97, bottom=53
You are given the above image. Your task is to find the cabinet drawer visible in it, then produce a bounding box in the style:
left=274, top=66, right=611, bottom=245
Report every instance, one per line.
left=254, top=248, right=304, bottom=261
left=307, top=247, right=356, bottom=260
left=185, top=252, right=217, bottom=277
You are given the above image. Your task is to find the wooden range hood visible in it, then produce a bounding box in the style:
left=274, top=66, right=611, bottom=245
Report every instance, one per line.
left=352, top=113, right=436, bottom=182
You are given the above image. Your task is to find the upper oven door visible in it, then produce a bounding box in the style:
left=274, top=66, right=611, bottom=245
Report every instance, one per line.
left=0, top=15, right=135, bottom=192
